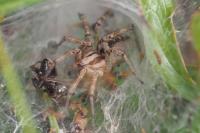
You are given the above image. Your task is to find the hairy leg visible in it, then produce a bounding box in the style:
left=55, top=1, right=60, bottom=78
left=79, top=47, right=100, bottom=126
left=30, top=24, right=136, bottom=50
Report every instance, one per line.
left=88, top=73, right=98, bottom=117
left=111, top=47, right=144, bottom=84
left=66, top=68, right=87, bottom=107
left=101, top=25, right=134, bottom=42
left=57, top=34, right=93, bottom=48
left=54, top=48, right=81, bottom=63
left=97, top=25, right=133, bottom=54
left=92, top=10, right=113, bottom=33
left=78, top=13, right=92, bottom=39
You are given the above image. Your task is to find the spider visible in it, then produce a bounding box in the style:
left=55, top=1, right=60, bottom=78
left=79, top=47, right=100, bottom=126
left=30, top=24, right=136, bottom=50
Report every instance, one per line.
left=32, top=10, right=143, bottom=116
left=52, top=10, right=144, bottom=116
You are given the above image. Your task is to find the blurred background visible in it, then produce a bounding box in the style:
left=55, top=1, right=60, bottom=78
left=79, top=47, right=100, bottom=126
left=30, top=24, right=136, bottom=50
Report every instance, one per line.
left=0, top=0, right=200, bottom=133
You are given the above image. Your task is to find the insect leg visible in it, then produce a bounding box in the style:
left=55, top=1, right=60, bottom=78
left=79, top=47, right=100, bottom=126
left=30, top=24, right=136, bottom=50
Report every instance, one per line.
left=66, top=68, right=87, bottom=108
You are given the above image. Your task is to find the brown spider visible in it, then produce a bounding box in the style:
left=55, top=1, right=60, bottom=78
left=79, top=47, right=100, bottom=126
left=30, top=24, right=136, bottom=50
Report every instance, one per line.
left=50, top=10, right=144, bottom=117
left=31, top=10, right=143, bottom=115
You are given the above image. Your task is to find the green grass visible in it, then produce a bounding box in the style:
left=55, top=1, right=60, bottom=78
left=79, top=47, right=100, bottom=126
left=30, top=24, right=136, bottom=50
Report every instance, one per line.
left=0, top=1, right=60, bottom=133
left=138, top=0, right=200, bottom=101
left=139, top=0, right=188, bottom=77
left=0, top=0, right=200, bottom=132
left=189, top=9, right=200, bottom=84
left=138, top=0, right=200, bottom=131
left=190, top=9, right=200, bottom=52
left=0, top=37, right=39, bottom=133
left=0, top=0, right=43, bottom=16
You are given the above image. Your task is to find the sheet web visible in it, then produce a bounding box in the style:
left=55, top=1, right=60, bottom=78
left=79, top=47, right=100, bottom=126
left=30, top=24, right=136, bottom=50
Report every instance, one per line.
left=0, top=0, right=194, bottom=133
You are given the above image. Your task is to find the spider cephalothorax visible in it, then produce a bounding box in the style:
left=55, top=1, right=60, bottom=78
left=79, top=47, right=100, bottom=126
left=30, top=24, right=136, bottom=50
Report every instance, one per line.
left=31, top=10, right=143, bottom=118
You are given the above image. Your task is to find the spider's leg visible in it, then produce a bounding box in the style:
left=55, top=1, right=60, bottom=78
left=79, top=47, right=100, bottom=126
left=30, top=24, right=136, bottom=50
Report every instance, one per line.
left=78, top=13, right=94, bottom=49
left=65, top=35, right=85, bottom=45
left=57, top=35, right=92, bottom=47
left=92, top=10, right=113, bottom=33
left=101, top=25, right=134, bottom=43
left=108, top=35, right=130, bottom=48
left=88, top=74, right=98, bottom=117
left=65, top=35, right=92, bottom=47
left=54, top=48, right=81, bottom=63
left=78, top=13, right=92, bottom=40
left=97, top=35, right=130, bottom=54
left=66, top=68, right=87, bottom=108
left=111, top=47, right=144, bottom=84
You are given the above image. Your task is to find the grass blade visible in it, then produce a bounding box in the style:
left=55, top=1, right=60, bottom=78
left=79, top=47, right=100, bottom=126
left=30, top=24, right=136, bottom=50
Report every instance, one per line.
left=0, top=36, right=39, bottom=133
left=189, top=9, right=200, bottom=83
left=139, top=0, right=189, bottom=77
left=138, top=0, right=200, bottom=100
left=190, top=9, right=200, bottom=52
left=0, top=0, right=43, bottom=16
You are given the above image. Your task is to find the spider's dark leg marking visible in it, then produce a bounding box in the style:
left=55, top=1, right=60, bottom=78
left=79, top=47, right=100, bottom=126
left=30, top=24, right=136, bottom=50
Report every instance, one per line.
left=97, top=25, right=133, bottom=54
left=78, top=13, right=94, bottom=49
left=78, top=13, right=92, bottom=39
left=92, top=10, right=114, bottom=33
left=101, top=25, right=134, bottom=42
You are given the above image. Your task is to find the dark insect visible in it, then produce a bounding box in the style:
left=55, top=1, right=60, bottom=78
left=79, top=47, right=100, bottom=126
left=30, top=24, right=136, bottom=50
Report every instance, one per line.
left=30, top=58, right=68, bottom=98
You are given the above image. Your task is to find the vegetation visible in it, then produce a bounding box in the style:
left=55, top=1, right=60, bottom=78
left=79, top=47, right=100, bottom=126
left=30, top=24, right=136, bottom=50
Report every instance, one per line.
left=0, top=0, right=200, bottom=132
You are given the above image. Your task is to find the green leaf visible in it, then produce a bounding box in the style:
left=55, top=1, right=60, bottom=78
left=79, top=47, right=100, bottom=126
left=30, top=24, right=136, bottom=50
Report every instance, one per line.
left=43, top=94, right=60, bottom=133
left=139, top=0, right=188, bottom=77
left=189, top=10, right=200, bottom=132
left=49, top=115, right=60, bottom=133
left=0, top=36, right=39, bottom=133
left=191, top=106, right=200, bottom=133
left=0, top=0, right=43, bottom=16
left=190, top=9, right=200, bottom=52
left=188, top=8, right=200, bottom=86
left=138, top=0, right=200, bottom=100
